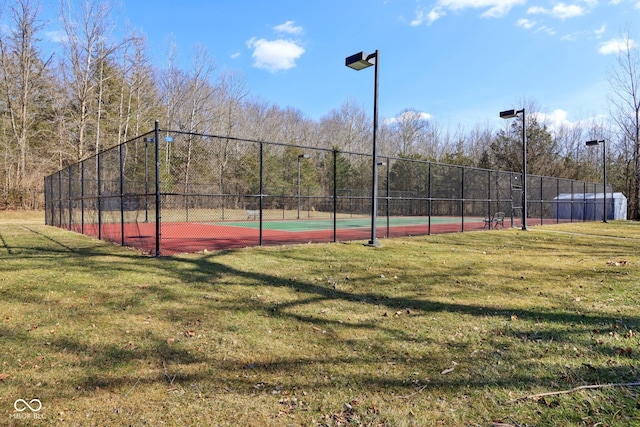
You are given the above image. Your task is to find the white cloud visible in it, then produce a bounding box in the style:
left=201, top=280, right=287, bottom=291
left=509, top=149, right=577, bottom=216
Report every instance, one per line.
left=410, top=8, right=428, bottom=26
left=246, top=21, right=305, bottom=72
left=516, top=18, right=536, bottom=29
left=536, top=25, right=557, bottom=36
left=534, top=109, right=580, bottom=133
left=536, top=109, right=569, bottom=128
left=561, top=32, right=580, bottom=41
left=274, top=21, right=303, bottom=36
left=534, top=110, right=608, bottom=135
left=428, top=7, right=447, bottom=23
left=411, top=7, right=446, bottom=26
left=246, top=37, right=305, bottom=72
left=46, top=30, right=68, bottom=43
left=440, top=0, right=524, bottom=15
left=598, top=37, right=636, bottom=55
left=560, top=25, right=604, bottom=43
left=230, top=52, right=241, bottom=59
left=527, top=2, right=587, bottom=19
left=385, top=110, right=433, bottom=125
left=411, top=0, right=523, bottom=25
left=553, top=3, right=586, bottom=19
left=515, top=15, right=557, bottom=34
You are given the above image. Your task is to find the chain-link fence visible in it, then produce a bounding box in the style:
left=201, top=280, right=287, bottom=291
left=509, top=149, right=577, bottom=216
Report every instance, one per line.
left=45, top=123, right=613, bottom=255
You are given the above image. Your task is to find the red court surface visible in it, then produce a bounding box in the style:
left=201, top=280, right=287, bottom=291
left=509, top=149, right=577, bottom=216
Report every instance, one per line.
left=71, top=217, right=569, bottom=255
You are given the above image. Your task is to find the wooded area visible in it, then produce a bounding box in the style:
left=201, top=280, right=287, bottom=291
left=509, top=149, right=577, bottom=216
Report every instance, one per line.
left=2, top=0, right=640, bottom=218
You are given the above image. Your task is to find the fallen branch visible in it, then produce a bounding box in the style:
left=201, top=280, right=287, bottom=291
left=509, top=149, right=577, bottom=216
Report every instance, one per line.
left=394, top=384, right=429, bottom=399
left=123, top=378, right=140, bottom=397
left=163, top=361, right=176, bottom=386
left=505, top=381, right=640, bottom=404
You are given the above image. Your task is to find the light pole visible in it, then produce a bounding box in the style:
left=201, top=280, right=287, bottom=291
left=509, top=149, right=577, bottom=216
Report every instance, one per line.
left=346, top=50, right=380, bottom=246
left=297, top=153, right=309, bottom=219
left=586, top=139, right=607, bottom=223
left=500, top=108, right=528, bottom=230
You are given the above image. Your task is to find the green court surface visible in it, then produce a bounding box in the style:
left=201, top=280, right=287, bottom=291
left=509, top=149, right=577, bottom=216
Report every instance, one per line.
left=209, top=216, right=484, bottom=232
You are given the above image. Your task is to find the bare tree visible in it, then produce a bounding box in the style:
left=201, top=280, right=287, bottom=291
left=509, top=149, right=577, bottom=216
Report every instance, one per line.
left=208, top=70, right=248, bottom=199
left=58, top=0, right=116, bottom=159
left=318, top=100, right=370, bottom=153
left=607, top=31, right=640, bottom=219
left=388, top=109, right=432, bottom=156
left=127, top=34, right=156, bottom=138
left=158, top=39, right=186, bottom=130
left=158, top=44, right=218, bottom=196
left=0, top=0, right=53, bottom=207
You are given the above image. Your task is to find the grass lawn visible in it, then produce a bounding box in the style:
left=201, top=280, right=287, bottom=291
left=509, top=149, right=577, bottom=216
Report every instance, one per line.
left=1, top=211, right=639, bottom=426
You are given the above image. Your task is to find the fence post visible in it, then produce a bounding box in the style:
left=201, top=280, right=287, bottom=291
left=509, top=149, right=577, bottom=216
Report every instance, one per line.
left=68, top=165, right=73, bottom=230
left=145, top=138, right=149, bottom=223
left=584, top=182, right=588, bottom=222
left=81, top=161, right=85, bottom=234
left=119, top=143, right=125, bottom=246
left=385, top=158, right=390, bottom=238
left=461, top=167, right=465, bottom=232
left=427, top=163, right=432, bottom=235
left=333, top=149, right=337, bottom=242
left=44, top=176, right=48, bottom=225
left=52, top=174, right=57, bottom=226
left=97, top=152, right=102, bottom=240
left=487, top=170, right=492, bottom=225
left=592, top=183, right=597, bottom=221
left=509, top=173, right=514, bottom=228
left=540, top=177, right=544, bottom=226
left=259, top=142, right=264, bottom=246
left=57, top=170, right=62, bottom=227
left=570, top=181, right=574, bottom=222
left=554, top=178, right=560, bottom=224
left=154, top=120, right=161, bottom=256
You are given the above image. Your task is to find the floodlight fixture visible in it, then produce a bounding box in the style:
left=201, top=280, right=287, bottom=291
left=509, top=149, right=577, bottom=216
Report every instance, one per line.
left=345, top=51, right=376, bottom=70
left=499, top=109, right=518, bottom=119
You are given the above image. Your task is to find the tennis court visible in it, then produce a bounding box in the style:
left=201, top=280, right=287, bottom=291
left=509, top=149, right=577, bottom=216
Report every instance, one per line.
left=77, top=214, right=495, bottom=255
left=46, top=126, right=606, bottom=255
left=145, top=215, right=490, bottom=254
left=208, top=215, right=481, bottom=231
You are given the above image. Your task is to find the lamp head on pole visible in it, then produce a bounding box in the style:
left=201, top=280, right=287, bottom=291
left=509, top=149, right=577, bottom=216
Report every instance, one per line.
left=345, top=51, right=376, bottom=70
left=298, top=153, right=310, bottom=159
left=586, top=139, right=604, bottom=146
left=499, top=109, right=517, bottom=119
left=499, top=109, right=524, bottom=119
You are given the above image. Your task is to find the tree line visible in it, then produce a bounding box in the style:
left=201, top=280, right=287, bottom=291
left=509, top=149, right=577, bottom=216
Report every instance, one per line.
left=2, top=0, right=640, bottom=218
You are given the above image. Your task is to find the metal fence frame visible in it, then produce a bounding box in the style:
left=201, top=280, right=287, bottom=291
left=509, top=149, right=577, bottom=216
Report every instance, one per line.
left=45, top=122, right=611, bottom=255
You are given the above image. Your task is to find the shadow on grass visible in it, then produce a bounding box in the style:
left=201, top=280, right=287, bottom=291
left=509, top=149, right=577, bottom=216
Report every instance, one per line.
left=1, top=223, right=639, bottom=412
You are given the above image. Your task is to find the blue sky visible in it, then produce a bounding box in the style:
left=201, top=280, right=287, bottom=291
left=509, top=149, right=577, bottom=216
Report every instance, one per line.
left=42, top=0, right=638, bottom=129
